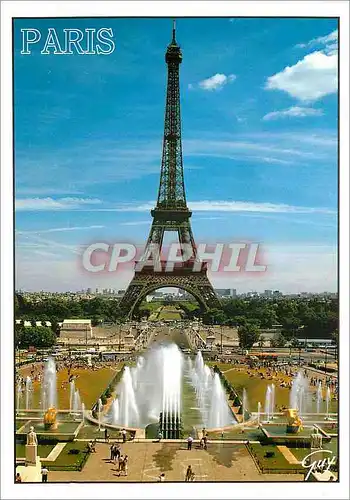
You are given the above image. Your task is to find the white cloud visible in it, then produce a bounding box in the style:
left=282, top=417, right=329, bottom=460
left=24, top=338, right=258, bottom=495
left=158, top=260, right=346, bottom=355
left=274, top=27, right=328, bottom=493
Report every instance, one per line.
left=295, top=29, right=338, bottom=55
left=265, top=51, right=338, bottom=101
left=197, top=73, right=236, bottom=91
left=16, top=225, right=104, bottom=234
left=262, top=106, right=324, bottom=121
left=15, top=197, right=102, bottom=211
left=99, top=200, right=335, bottom=215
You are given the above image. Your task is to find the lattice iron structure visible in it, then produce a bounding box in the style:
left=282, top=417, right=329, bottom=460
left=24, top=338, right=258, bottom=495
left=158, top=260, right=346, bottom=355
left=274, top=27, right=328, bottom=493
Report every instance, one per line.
left=120, top=23, right=220, bottom=316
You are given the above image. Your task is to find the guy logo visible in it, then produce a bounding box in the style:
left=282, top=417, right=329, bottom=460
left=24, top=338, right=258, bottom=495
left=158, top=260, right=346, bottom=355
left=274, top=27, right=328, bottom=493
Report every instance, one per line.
left=301, top=449, right=337, bottom=481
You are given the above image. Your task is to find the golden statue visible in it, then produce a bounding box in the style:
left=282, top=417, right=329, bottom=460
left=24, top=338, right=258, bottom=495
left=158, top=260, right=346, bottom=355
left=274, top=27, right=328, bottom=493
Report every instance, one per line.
left=285, top=408, right=303, bottom=434
left=44, top=407, right=58, bottom=430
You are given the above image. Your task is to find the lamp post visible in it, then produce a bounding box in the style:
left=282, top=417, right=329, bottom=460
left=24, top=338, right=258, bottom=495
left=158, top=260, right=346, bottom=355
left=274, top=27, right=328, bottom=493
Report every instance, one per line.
left=220, top=325, right=223, bottom=355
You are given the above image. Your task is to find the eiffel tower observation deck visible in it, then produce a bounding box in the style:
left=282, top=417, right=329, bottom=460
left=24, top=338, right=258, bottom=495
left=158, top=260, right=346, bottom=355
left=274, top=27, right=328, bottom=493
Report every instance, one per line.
left=120, top=22, right=220, bottom=317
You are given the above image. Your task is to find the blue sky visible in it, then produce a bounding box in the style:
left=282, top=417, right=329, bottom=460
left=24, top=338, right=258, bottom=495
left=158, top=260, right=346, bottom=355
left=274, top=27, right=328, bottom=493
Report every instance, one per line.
left=14, top=17, right=338, bottom=292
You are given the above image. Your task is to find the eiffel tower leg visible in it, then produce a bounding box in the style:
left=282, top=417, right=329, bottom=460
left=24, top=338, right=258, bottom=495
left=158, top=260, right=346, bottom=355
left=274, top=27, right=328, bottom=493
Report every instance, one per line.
left=119, top=271, right=220, bottom=318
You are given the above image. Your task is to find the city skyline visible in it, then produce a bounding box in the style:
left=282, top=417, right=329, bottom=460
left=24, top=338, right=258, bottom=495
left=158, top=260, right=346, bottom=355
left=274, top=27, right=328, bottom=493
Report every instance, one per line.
left=14, top=17, right=338, bottom=293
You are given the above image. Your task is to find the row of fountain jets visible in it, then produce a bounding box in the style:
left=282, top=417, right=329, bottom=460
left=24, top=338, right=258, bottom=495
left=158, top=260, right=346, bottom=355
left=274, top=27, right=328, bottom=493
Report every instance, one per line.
left=17, top=358, right=84, bottom=414
left=17, top=346, right=333, bottom=427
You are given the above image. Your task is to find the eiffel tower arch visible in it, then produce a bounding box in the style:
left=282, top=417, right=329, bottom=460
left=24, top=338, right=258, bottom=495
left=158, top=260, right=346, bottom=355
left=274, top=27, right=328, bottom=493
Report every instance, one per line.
left=120, top=22, right=221, bottom=317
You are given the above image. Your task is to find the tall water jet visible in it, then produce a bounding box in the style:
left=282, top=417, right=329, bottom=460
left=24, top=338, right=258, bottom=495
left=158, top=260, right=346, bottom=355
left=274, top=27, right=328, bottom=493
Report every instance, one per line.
left=117, top=367, right=140, bottom=428
left=242, top=388, right=248, bottom=425
left=316, top=382, right=323, bottom=414
left=108, top=343, right=183, bottom=431
left=98, top=398, right=103, bottom=430
left=82, top=403, right=85, bottom=423
left=325, top=386, right=331, bottom=420
left=73, top=389, right=82, bottom=414
left=265, top=385, right=272, bottom=421
left=16, top=383, right=21, bottom=413
left=270, top=384, right=275, bottom=420
left=25, top=376, right=32, bottom=410
left=257, top=401, right=261, bottom=425
left=41, top=357, right=57, bottom=410
left=69, top=380, right=75, bottom=412
left=289, top=371, right=311, bottom=416
left=190, top=351, right=235, bottom=428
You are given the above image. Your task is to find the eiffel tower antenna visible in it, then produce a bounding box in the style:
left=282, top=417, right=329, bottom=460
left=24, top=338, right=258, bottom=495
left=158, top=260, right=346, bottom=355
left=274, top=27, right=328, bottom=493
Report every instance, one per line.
left=172, top=19, right=176, bottom=44
left=120, top=23, right=220, bottom=317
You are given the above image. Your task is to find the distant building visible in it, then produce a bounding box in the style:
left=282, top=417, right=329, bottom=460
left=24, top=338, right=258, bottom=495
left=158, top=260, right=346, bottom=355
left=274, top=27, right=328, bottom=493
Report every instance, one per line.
left=15, top=320, right=52, bottom=327
left=264, top=289, right=273, bottom=298
left=60, top=319, right=92, bottom=340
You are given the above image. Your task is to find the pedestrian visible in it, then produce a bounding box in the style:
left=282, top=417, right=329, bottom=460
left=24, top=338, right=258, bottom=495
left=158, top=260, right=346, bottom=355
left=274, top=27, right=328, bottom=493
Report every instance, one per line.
left=117, top=454, right=123, bottom=473
left=203, top=434, right=208, bottom=450
left=123, top=455, right=129, bottom=476
left=158, top=430, right=163, bottom=442
left=187, top=435, right=193, bottom=450
left=104, top=428, right=109, bottom=443
left=121, top=428, right=127, bottom=443
left=15, top=472, right=22, bottom=483
left=41, top=466, right=48, bottom=483
left=158, top=472, right=165, bottom=482
left=110, top=443, right=115, bottom=461
left=185, top=465, right=193, bottom=481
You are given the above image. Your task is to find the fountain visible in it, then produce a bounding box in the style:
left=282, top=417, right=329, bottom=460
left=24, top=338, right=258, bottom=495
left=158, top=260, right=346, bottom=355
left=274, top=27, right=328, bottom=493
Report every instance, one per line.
left=108, top=344, right=182, bottom=431
left=257, top=401, right=261, bottom=425
left=25, top=376, right=32, bottom=410
left=41, top=357, right=57, bottom=411
left=72, top=389, right=82, bottom=415
left=98, top=398, right=103, bottom=430
left=69, top=380, right=75, bottom=413
left=265, top=384, right=275, bottom=422
left=106, top=344, right=233, bottom=433
left=325, top=386, right=331, bottom=420
left=316, top=381, right=323, bottom=414
left=289, top=371, right=311, bottom=416
left=190, top=351, right=235, bottom=429
left=16, top=383, right=21, bottom=413
left=242, top=388, right=248, bottom=425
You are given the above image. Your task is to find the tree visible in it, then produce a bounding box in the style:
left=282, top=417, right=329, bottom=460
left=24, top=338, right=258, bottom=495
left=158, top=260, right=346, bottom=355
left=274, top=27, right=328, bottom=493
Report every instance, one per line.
left=16, top=326, right=57, bottom=348
left=237, top=323, right=260, bottom=349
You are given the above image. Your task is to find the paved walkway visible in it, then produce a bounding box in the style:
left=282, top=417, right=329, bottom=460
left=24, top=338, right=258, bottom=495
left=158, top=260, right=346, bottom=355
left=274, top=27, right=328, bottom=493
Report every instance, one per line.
left=49, top=442, right=303, bottom=482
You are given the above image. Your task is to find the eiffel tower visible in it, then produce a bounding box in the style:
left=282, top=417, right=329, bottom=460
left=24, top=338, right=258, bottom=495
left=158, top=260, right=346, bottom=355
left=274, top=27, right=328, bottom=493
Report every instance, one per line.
left=120, top=22, right=220, bottom=317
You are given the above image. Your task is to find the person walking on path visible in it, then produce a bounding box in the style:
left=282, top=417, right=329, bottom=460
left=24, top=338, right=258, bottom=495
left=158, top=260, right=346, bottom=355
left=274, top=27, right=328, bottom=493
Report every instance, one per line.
left=122, top=455, right=129, bottom=476
left=104, top=428, right=109, bottom=443
left=187, top=435, right=193, bottom=450
left=157, top=431, right=163, bottom=442
left=185, top=465, right=193, bottom=481
left=121, top=428, right=127, bottom=443
left=117, top=454, right=123, bottom=473
left=15, top=472, right=22, bottom=483
left=41, top=466, right=48, bottom=483
left=158, top=473, right=165, bottom=482
left=110, top=443, right=115, bottom=461
left=203, top=434, right=208, bottom=451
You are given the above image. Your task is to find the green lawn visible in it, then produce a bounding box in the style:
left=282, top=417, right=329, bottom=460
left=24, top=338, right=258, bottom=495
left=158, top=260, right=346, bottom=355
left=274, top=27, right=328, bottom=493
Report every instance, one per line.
left=41, top=441, right=90, bottom=471
left=248, top=443, right=304, bottom=473
left=16, top=443, right=55, bottom=459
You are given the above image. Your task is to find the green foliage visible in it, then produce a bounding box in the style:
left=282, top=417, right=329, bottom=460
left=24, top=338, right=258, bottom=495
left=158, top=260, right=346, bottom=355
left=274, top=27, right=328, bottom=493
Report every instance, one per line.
left=15, top=294, right=126, bottom=324
left=237, top=323, right=261, bottom=349
left=15, top=325, right=56, bottom=348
